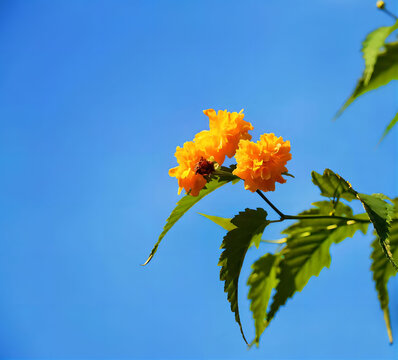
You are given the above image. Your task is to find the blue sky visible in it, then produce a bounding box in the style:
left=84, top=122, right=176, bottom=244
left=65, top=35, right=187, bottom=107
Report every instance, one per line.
left=0, top=0, right=397, bottom=358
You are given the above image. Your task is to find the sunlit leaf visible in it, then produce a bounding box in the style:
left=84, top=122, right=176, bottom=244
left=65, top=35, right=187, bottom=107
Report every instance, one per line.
left=143, top=166, right=239, bottom=265
left=312, top=169, right=356, bottom=202
left=370, top=199, right=398, bottom=344
left=266, top=201, right=368, bottom=330
left=380, top=111, right=398, bottom=142
left=198, top=213, right=236, bottom=231
left=336, top=42, right=398, bottom=118
left=219, top=208, right=269, bottom=344
left=362, top=21, right=398, bottom=84
left=312, top=169, right=396, bottom=269
left=359, top=193, right=396, bottom=270
left=247, top=253, right=281, bottom=346
left=200, top=213, right=285, bottom=248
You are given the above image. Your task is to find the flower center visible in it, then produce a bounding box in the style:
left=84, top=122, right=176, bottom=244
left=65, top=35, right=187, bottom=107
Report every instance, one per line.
left=194, top=157, right=215, bottom=176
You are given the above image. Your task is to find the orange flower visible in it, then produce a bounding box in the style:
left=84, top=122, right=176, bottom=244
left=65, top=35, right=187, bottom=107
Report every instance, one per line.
left=233, top=133, right=292, bottom=192
left=168, top=141, right=208, bottom=196
left=169, top=109, right=253, bottom=196
left=195, top=109, right=253, bottom=165
left=193, top=130, right=225, bottom=165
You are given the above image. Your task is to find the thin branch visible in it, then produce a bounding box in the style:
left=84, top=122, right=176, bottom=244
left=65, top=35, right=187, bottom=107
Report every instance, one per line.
left=256, top=190, right=285, bottom=218
left=381, top=7, right=398, bottom=20
left=269, top=219, right=284, bottom=224
left=256, top=189, right=371, bottom=224
left=283, top=214, right=370, bottom=223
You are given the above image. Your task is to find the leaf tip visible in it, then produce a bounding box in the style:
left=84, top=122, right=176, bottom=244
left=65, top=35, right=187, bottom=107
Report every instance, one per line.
left=248, top=339, right=259, bottom=349
left=241, top=331, right=249, bottom=345
left=141, top=254, right=153, bottom=266
left=383, top=308, right=394, bottom=344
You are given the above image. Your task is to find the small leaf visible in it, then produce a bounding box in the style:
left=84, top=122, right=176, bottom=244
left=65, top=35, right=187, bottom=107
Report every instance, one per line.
left=143, top=167, right=239, bottom=265
left=282, top=171, right=295, bottom=178
left=247, top=253, right=281, bottom=346
left=218, top=208, right=269, bottom=344
left=362, top=21, right=398, bottom=84
left=200, top=213, right=285, bottom=247
left=370, top=199, right=398, bottom=343
left=380, top=111, right=398, bottom=142
left=336, top=42, right=398, bottom=119
left=311, top=169, right=357, bottom=202
left=266, top=201, right=368, bottom=330
left=199, top=213, right=236, bottom=231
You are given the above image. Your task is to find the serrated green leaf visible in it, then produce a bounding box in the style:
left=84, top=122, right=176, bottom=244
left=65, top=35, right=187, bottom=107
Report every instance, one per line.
left=362, top=21, right=398, bottom=84
left=247, top=253, right=281, bottom=346
left=143, top=167, right=239, bottom=265
left=358, top=193, right=397, bottom=270
left=312, top=169, right=397, bottom=269
left=312, top=169, right=357, bottom=202
left=199, top=213, right=285, bottom=248
left=380, top=111, right=398, bottom=142
left=371, top=216, right=398, bottom=344
left=198, top=213, right=236, bottom=231
left=370, top=193, right=394, bottom=203
left=336, top=42, right=398, bottom=119
left=218, top=208, right=269, bottom=344
left=266, top=201, right=369, bottom=329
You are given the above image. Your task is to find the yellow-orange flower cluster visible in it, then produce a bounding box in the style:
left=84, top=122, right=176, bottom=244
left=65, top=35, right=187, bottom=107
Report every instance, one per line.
left=168, top=141, right=208, bottom=196
left=169, top=109, right=253, bottom=195
left=195, top=109, right=253, bottom=164
left=233, top=133, right=292, bottom=192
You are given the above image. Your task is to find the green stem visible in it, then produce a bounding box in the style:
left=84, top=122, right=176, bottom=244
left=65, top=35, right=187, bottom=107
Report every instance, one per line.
left=283, top=214, right=370, bottom=223
left=381, top=7, right=398, bottom=20
left=256, top=190, right=285, bottom=218
left=269, top=219, right=284, bottom=224
left=256, top=190, right=371, bottom=224
left=212, top=169, right=240, bottom=179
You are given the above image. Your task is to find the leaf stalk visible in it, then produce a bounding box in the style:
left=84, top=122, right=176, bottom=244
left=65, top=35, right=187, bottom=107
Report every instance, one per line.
left=380, top=7, right=398, bottom=20
left=256, top=190, right=371, bottom=224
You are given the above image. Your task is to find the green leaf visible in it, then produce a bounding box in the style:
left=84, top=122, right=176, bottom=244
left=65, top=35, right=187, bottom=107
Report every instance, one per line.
left=198, top=213, right=236, bottom=231
left=266, top=201, right=368, bottom=329
left=312, top=169, right=396, bottom=269
left=336, top=42, right=398, bottom=118
left=142, top=167, right=240, bottom=265
left=312, top=169, right=357, bottom=202
left=362, top=21, right=398, bottom=84
left=247, top=253, right=281, bottom=346
left=358, top=193, right=397, bottom=270
left=218, top=208, right=269, bottom=344
left=200, top=212, right=285, bottom=248
left=380, top=111, right=398, bottom=142
left=370, top=200, right=398, bottom=344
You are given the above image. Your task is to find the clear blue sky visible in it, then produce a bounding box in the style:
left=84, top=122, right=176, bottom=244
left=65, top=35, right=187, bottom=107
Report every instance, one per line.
left=0, top=0, right=397, bottom=358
